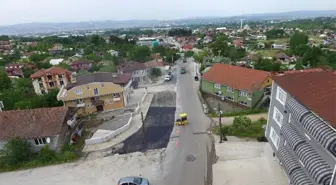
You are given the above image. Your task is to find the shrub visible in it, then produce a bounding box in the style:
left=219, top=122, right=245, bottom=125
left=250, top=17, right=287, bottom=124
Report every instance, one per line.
left=57, top=151, right=78, bottom=162
left=151, top=68, right=162, bottom=77
left=2, top=138, right=32, bottom=166
left=232, top=116, right=252, bottom=132
left=37, top=145, right=57, bottom=163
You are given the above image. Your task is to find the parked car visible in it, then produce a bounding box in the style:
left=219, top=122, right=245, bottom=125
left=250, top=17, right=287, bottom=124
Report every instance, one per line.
left=118, top=176, right=150, bottom=185
left=165, top=74, right=172, bottom=81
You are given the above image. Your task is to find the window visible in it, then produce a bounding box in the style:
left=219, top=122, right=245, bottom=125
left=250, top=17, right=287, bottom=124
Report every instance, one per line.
left=76, top=89, right=82, bottom=95
left=284, top=140, right=287, bottom=146
left=73, top=99, right=83, bottom=104
left=34, top=138, right=47, bottom=145
left=58, top=75, right=63, bottom=79
left=270, top=127, right=280, bottom=149
left=47, top=75, right=52, bottom=80
left=39, top=83, right=44, bottom=88
left=225, top=96, right=233, bottom=101
left=288, top=113, right=292, bottom=123
left=41, top=90, right=46, bottom=94
left=273, top=107, right=283, bottom=127
left=38, top=78, right=42, bottom=82
left=239, top=91, right=249, bottom=97
left=112, top=93, right=120, bottom=98
left=49, top=82, right=55, bottom=87
left=94, top=88, right=99, bottom=95
left=276, top=86, right=287, bottom=105
left=60, top=81, right=64, bottom=85
left=214, top=83, right=221, bottom=89
left=227, top=86, right=233, bottom=92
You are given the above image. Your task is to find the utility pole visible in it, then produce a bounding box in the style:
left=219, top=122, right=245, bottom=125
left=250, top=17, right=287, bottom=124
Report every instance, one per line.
left=218, top=102, right=223, bottom=143
left=141, top=112, right=147, bottom=147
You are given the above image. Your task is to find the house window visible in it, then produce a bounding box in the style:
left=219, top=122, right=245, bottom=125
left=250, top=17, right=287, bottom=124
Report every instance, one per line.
left=94, top=88, right=99, bottom=95
left=276, top=86, right=287, bottom=105
left=112, top=93, right=120, bottom=98
left=34, top=138, right=47, bottom=145
left=225, top=96, right=233, bottom=101
left=239, top=91, right=249, bottom=97
left=41, top=90, right=46, bottom=94
left=38, top=78, right=42, bottom=82
left=47, top=75, right=52, bottom=80
left=214, top=83, right=221, bottom=89
left=60, top=81, right=64, bottom=85
left=58, top=75, right=63, bottom=79
left=227, top=86, right=233, bottom=92
left=39, top=83, right=44, bottom=88
left=73, top=99, right=83, bottom=104
left=49, top=82, right=55, bottom=87
left=273, top=107, right=283, bottom=127
left=76, top=89, right=82, bottom=95
left=284, top=140, right=287, bottom=146
left=269, top=127, right=280, bottom=150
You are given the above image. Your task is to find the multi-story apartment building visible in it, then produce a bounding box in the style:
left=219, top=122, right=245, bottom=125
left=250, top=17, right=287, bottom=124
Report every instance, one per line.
left=265, top=70, right=336, bottom=185
left=57, top=72, right=132, bottom=115
left=30, top=67, right=72, bottom=95
left=201, top=63, right=272, bottom=108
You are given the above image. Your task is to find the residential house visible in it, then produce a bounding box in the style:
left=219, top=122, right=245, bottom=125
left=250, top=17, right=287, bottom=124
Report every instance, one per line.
left=182, top=44, right=193, bottom=51
left=108, top=49, right=119, bottom=56
left=0, top=107, right=77, bottom=152
left=0, top=40, right=11, bottom=54
left=5, top=63, right=24, bottom=78
left=117, top=61, right=148, bottom=83
left=201, top=64, right=272, bottom=108
left=49, top=44, right=63, bottom=55
left=275, top=53, right=291, bottom=64
left=233, top=39, right=243, bottom=48
left=265, top=71, right=336, bottom=185
left=70, top=60, right=92, bottom=72
left=272, top=43, right=287, bottom=50
left=57, top=72, right=132, bottom=115
left=30, top=67, right=72, bottom=95
left=144, top=60, right=166, bottom=72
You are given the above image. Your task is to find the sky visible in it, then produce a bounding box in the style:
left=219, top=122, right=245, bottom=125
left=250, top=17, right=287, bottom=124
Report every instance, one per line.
left=0, top=0, right=335, bottom=26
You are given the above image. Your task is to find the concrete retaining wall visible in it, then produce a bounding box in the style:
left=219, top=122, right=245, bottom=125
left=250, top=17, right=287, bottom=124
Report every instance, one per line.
left=85, top=91, right=148, bottom=145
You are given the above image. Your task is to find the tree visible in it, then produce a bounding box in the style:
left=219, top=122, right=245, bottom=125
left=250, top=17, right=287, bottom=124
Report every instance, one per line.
left=185, top=51, right=194, bottom=57
left=209, top=35, right=229, bottom=57
left=99, top=60, right=116, bottom=72
left=150, top=68, right=162, bottom=77
left=34, top=61, right=52, bottom=69
left=254, top=58, right=281, bottom=72
left=1, top=138, right=32, bottom=166
left=129, top=46, right=151, bottom=61
left=0, top=35, right=10, bottom=41
left=168, top=28, right=192, bottom=36
left=0, top=71, right=12, bottom=91
left=193, top=50, right=210, bottom=63
left=29, top=53, right=48, bottom=62
left=295, top=59, right=304, bottom=70
left=294, top=44, right=310, bottom=56
left=289, top=32, right=309, bottom=52
left=232, top=116, right=252, bottom=132
left=265, top=29, right=287, bottom=39
left=56, top=62, right=70, bottom=70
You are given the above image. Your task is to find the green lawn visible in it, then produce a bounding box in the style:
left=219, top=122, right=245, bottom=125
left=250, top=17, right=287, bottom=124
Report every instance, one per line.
left=256, top=49, right=279, bottom=57
left=267, top=38, right=290, bottom=43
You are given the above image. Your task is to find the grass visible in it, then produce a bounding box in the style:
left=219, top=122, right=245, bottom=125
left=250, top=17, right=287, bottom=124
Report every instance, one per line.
left=208, top=108, right=268, bottom=118
left=267, top=38, right=290, bottom=43
left=256, top=49, right=279, bottom=57
left=214, top=118, right=267, bottom=139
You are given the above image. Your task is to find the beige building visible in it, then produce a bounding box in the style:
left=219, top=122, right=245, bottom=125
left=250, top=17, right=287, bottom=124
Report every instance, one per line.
left=57, top=73, right=132, bottom=115
left=30, top=67, right=72, bottom=95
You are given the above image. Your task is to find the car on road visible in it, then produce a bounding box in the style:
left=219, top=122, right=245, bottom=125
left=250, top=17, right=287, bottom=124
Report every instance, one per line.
left=118, top=176, right=150, bottom=185
left=165, top=74, right=172, bottom=81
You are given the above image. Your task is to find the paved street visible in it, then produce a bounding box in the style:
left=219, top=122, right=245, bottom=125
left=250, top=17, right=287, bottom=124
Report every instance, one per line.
left=157, top=59, right=211, bottom=185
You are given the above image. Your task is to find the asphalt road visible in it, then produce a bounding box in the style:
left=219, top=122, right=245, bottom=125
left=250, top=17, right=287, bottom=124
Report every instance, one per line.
left=158, top=59, right=211, bottom=185
left=117, top=91, right=176, bottom=154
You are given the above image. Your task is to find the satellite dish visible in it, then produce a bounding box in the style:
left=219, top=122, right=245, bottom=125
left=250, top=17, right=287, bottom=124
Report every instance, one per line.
left=46, top=138, right=51, bottom=143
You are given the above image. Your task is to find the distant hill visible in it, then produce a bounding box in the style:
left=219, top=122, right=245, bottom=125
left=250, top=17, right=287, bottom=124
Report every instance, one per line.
left=0, top=10, right=335, bottom=35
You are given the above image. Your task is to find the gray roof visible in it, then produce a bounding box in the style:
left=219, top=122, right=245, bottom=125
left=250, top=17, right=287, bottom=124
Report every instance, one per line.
left=65, top=72, right=131, bottom=90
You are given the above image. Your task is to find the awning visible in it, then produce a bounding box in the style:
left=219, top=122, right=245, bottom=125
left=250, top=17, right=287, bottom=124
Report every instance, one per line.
left=286, top=97, right=309, bottom=123
left=301, top=113, right=336, bottom=156
left=281, top=123, right=305, bottom=151
left=277, top=146, right=301, bottom=175
left=296, top=143, right=333, bottom=185
left=290, top=168, right=314, bottom=185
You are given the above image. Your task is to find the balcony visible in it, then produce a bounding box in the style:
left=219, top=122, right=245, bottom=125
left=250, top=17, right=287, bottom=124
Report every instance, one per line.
left=113, top=97, right=121, bottom=101
left=76, top=103, right=85, bottom=107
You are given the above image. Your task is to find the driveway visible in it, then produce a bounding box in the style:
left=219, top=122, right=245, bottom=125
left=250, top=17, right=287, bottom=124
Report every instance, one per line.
left=213, top=140, right=289, bottom=185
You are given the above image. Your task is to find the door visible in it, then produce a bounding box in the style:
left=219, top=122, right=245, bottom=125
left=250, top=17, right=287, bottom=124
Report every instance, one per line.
left=96, top=105, right=104, bottom=112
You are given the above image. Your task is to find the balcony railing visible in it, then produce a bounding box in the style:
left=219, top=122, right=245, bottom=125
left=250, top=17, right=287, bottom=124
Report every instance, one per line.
left=113, top=97, right=121, bottom=101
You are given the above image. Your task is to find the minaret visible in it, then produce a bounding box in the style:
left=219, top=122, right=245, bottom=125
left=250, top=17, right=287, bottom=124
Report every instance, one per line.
left=240, top=19, right=243, bottom=29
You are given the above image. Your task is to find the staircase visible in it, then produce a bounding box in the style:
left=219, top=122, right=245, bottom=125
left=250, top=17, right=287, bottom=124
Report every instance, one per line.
left=254, top=93, right=271, bottom=109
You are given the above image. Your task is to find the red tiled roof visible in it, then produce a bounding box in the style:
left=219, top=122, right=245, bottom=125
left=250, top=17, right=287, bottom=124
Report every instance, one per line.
left=144, top=61, right=165, bottom=68
left=202, top=63, right=270, bottom=92
left=0, top=107, right=69, bottom=140
left=272, top=71, right=336, bottom=128
left=183, top=44, right=193, bottom=50
left=30, top=66, right=71, bottom=79
left=283, top=68, right=325, bottom=74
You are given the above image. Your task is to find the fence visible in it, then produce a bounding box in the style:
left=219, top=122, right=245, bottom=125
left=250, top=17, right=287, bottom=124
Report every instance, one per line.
left=85, top=91, right=148, bottom=145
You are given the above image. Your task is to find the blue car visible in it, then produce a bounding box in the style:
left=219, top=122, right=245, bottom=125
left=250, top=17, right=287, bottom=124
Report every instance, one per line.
left=118, top=176, right=150, bottom=185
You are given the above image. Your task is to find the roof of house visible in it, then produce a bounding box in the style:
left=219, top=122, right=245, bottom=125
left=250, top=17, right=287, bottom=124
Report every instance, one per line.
left=283, top=68, right=325, bottom=74
left=0, top=107, right=69, bottom=140
left=144, top=61, right=165, bottom=68
left=65, top=72, right=131, bottom=90
left=272, top=71, right=336, bottom=127
left=183, top=44, right=193, bottom=49
left=202, top=63, right=270, bottom=92
left=276, top=53, right=290, bottom=59
left=116, top=61, right=146, bottom=73
left=30, top=66, right=71, bottom=79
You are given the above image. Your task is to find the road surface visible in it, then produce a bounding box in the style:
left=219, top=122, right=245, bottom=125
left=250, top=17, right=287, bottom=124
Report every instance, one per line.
left=157, top=59, right=211, bottom=185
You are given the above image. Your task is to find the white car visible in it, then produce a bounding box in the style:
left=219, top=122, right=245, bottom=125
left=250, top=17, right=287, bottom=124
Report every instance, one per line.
left=164, top=75, right=172, bottom=81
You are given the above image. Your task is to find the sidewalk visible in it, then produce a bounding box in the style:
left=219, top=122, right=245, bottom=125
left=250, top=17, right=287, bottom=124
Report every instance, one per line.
left=83, top=93, right=154, bottom=152
left=212, top=113, right=268, bottom=125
